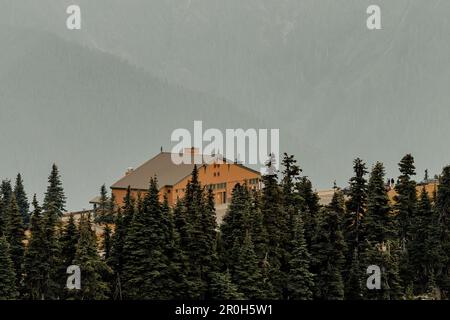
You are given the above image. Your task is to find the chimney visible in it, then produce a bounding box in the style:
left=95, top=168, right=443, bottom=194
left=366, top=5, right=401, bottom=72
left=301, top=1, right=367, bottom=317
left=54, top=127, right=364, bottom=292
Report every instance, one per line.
left=184, top=147, right=199, bottom=155
left=125, top=167, right=134, bottom=176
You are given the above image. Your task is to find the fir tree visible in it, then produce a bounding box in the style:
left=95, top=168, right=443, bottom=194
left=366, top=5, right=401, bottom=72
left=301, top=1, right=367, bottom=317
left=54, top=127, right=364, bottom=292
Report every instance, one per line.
left=363, top=162, right=395, bottom=243
left=103, top=224, right=112, bottom=261
left=14, top=174, right=30, bottom=226
left=311, top=191, right=346, bottom=300
left=361, top=162, right=403, bottom=299
left=60, top=214, right=78, bottom=268
left=0, top=180, right=13, bottom=235
left=231, top=233, right=264, bottom=299
left=0, top=236, right=18, bottom=299
left=296, top=176, right=320, bottom=248
left=40, top=166, right=66, bottom=300
left=209, top=271, right=244, bottom=300
left=122, top=178, right=173, bottom=299
left=393, top=154, right=417, bottom=288
left=345, top=248, right=363, bottom=300
left=43, top=164, right=66, bottom=217
left=394, top=154, right=417, bottom=247
left=71, top=214, right=110, bottom=300
left=261, top=156, right=285, bottom=298
left=408, top=187, right=435, bottom=294
left=23, top=196, right=47, bottom=299
left=220, top=184, right=252, bottom=265
left=344, top=158, right=368, bottom=256
left=5, top=196, right=25, bottom=290
left=287, top=215, right=314, bottom=300
left=436, top=166, right=450, bottom=298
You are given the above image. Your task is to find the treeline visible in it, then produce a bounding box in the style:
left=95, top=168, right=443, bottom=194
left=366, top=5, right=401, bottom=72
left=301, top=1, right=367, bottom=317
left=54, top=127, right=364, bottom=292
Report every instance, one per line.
left=0, top=154, right=450, bottom=300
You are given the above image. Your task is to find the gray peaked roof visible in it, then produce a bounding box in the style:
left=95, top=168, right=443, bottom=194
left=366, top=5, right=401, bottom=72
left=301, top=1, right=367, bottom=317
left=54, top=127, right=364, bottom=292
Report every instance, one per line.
left=110, top=152, right=259, bottom=190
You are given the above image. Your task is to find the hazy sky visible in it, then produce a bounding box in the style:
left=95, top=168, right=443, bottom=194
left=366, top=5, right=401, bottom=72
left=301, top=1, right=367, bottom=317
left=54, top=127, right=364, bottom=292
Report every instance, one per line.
left=1, top=0, right=449, bottom=211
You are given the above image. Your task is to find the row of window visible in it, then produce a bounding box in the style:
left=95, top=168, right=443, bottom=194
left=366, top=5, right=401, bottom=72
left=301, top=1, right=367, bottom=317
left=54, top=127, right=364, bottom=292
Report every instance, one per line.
left=248, top=178, right=259, bottom=185
left=207, top=182, right=227, bottom=190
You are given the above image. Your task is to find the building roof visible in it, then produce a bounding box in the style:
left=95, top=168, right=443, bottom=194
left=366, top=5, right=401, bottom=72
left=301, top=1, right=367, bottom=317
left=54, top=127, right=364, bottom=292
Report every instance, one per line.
left=110, top=152, right=227, bottom=190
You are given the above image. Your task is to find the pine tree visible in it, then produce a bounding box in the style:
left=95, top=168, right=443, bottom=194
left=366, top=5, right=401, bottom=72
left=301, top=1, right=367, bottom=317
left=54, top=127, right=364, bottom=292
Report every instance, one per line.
left=344, top=158, right=368, bottom=256
left=408, top=187, right=435, bottom=294
left=103, top=224, right=112, bottom=261
left=393, top=154, right=417, bottom=289
left=394, top=154, right=417, bottom=246
left=14, top=174, right=30, bottom=226
left=261, top=156, right=285, bottom=298
left=436, top=166, right=450, bottom=298
left=0, top=236, right=18, bottom=299
left=122, top=178, right=174, bottom=299
left=345, top=248, right=363, bottom=300
left=164, top=198, right=195, bottom=299
left=220, top=184, right=252, bottom=265
left=311, top=191, right=346, bottom=300
left=71, top=214, right=110, bottom=300
left=209, top=271, right=244, bottom=300
left=179, top=166, right=219, bottom=298
left=0, top=180, right=13, bottom=235
left=361, top=162, right=403, bottom=299
left=296, top=176, right=320, bottom=249
left=1, top=180, right=13, bottom=206
left=43, top=164, right=66, bottom=217
left=249, top=190, right=268, bottom=261
left=287, top=215, right=314, bottom=300
left=60, top=214, right=78, bottom=268
left=363, top=162, right=395, bottom=243
left=231, top=233, right=264, bottom=299
left=5, top=196, right=25, bottom=290
left=0, top=197, right=5, bottom=237
left=39, top=164, right=66, bottom=299
left=23, top=196, right=47, bottom=299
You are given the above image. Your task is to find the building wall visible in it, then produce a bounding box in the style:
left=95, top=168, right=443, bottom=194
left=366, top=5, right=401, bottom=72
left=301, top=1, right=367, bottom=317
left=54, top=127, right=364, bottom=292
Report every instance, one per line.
left=111, top=162, right=261, bottom=209
left=172, top=162, right=261, bottom=205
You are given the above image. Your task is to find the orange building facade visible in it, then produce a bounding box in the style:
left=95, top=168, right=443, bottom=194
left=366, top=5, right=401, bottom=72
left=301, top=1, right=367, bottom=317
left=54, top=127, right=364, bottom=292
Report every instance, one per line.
left=109, top=150, right=262, bottom=209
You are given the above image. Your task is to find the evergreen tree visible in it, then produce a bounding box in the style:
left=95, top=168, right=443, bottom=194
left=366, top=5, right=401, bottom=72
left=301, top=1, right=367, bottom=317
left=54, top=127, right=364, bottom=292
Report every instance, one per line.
left=394, top=154, right=417, bottom=246
left=345, top=248, right=363, bottom=300
left=363, top=162, right=395, bottom=243
left=311, top=191, right=346, bottom=300
left=60, top=214, right=78, bottom=268
left=408, top=187, right=435, bottom=294
left=361, top=162, right=403, bottom=299
left=43, top=164, right=66, bottom=217
left=296, top=176, right=320, bottom=248
left=261, top=156, right=285, bottom=298
left=436, top=166, right=450, bottom=298
left=1, top=180, right=13, bottom=206
left=108, top=191, right=135, bottom=300
left=393, top=154, right=417, bottom=288
left=0, top=236, right=18, bottom=299
left=0, top=180, right=13, bottom=235
left=220, top=184, right=252, bottom=265
left=103, top=224, right=112, bottom=261
left=287, top=215, right=314, bottom=300
left=344, top=158, right=368, bottom=256
left=122, top=178, right=173, bottom=299
left=14, top=174, right=30, bottom=226
left=71, top=214, right=110, bottom=300
left=209, top=271, right=244, bottom=300
left=180, top=166, right=218, bottom=298
left=231, top=233, right=264, bottom=299
left=5, top=196, right=25, bottom=290
left=249, top=190, right=268, bottom=261
left=23, top=196, right=47, bottom=299
left=34, top=165, right=67, bottom=299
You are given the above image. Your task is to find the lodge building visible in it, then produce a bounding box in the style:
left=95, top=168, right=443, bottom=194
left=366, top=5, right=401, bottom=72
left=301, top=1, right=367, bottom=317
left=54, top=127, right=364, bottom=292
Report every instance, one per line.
left=96, top=148, right=262, bottom=222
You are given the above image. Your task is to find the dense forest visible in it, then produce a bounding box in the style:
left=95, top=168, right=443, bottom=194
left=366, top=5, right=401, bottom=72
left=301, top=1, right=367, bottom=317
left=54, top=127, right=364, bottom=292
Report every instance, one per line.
left=0, top=153, right=449, bottom=300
